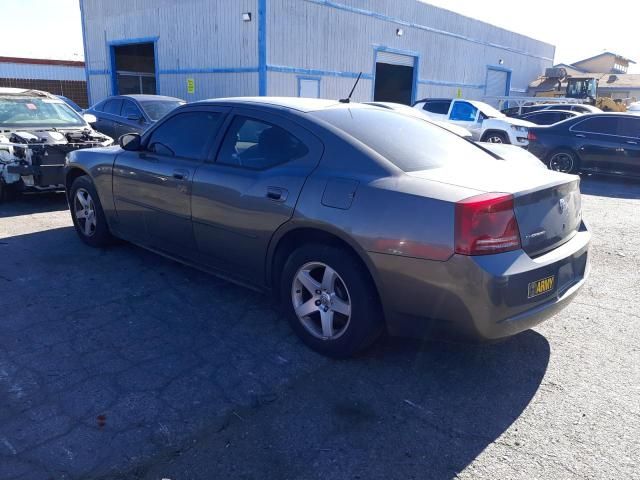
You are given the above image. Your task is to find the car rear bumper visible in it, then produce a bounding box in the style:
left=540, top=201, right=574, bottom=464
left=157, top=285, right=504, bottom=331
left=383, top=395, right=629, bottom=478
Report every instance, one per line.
left=369, top=223, right=591, bottom=340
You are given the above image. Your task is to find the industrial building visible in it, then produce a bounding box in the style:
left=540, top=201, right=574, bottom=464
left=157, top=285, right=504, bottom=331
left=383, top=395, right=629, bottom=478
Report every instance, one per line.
left=0, top=56, right=88, bottom=107
left=80, top=0, right=555, bottom=106
left=529, top=52, right=640, bottom=101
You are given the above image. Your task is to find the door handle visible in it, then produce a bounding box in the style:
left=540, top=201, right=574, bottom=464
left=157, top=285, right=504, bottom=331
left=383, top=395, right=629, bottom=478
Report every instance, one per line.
left=574, top=134, right=586, bottom=138
left=266, top=186, right=288, bottom=202
left=172, top=169, right=189, bottom=180
left=626, top=140, right=638, bottom=145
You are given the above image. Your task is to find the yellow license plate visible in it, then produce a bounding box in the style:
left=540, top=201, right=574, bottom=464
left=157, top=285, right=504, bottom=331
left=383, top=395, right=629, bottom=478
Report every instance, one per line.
left=528, top=276, right=555, bottom=298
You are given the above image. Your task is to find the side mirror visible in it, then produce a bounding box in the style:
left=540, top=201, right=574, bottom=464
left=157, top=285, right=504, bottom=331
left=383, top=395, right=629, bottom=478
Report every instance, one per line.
left=83, top=113, right=97, bottom=124
left=119, top=133, right=142, bottom=151
left=126, top=114, right=142, bottom=122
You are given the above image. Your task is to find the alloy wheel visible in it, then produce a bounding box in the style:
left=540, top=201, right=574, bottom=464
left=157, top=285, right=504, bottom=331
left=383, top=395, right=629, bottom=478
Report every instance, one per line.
left=549, top=152, right=574, bottom=173
left=487, top=135, right=504, bottom=143
left=291, top=261, right=352, bottom=340
left=74, top=188, right=97, bottom=237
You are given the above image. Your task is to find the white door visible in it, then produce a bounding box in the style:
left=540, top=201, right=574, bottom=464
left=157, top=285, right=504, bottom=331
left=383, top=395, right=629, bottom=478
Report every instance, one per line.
left=485, top=69, right=509, bottom=106
left=299, top=78, right=320, bottom=98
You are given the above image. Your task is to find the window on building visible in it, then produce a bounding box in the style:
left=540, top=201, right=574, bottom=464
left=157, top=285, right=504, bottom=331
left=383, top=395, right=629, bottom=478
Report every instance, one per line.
left=217, top=116, right=309, bottom=170
left=112, top=42, right=156, bottom=95
left=298, top=78, right=320, bottom=98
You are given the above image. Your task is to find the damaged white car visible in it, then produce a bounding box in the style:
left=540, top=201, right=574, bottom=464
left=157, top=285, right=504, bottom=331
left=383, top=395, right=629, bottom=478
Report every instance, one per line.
left=0, top=88, right=112, bottom=201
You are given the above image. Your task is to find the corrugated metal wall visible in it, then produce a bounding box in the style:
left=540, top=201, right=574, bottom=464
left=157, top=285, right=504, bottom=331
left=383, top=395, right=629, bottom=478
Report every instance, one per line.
left=82, top=0, right=259, bottom=105
left=266, top=0, right=554, bottom=101
left=82, top=0, right=555, bottom=104
left=0, top=62, right=85, bottom=82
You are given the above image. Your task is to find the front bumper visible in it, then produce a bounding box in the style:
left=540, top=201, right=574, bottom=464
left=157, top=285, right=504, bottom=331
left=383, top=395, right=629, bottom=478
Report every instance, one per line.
left=369, top=224, right=591, bottom=340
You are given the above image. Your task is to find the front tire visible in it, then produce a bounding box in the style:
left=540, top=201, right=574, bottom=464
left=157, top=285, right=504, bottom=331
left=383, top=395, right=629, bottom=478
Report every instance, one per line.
left=280, top=244, right=383, bottom=358
left=482, top=131, right=509, bottom=144
left=69, top=175, right=113, bottom=247
left=547, top=149, right=579, bottom=174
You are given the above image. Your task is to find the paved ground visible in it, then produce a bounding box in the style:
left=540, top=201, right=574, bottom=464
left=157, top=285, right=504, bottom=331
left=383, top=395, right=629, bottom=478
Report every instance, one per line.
left=0, top=175, right=638, bottom=480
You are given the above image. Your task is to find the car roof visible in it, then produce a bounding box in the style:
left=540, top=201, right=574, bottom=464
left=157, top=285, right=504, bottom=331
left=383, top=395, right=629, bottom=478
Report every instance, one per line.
left=99, top=94, right=184, bottom=102
left=194, top=96, right=363, bottom=113
left=0, top=87, right=57, bottom=99
left=524, top=109, right=578, bottom=115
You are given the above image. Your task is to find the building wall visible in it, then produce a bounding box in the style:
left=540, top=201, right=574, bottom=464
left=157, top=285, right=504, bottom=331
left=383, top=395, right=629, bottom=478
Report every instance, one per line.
left=0, top=60, right=88, bottom=107
left=81, top=0, right=259, bottom=104
left=81, top=0, right=555, bottom=105
left=573, top=56, right=616, bottom=74
left=266, top=0, right=554, bottom=101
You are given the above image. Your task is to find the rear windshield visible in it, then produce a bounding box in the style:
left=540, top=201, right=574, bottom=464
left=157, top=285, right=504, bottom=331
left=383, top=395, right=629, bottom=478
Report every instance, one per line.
left=311, top=107, right=496, bottom=172
left=0, top=96, right=85, bottom=128
left=140, top=100, right=185, bottom=121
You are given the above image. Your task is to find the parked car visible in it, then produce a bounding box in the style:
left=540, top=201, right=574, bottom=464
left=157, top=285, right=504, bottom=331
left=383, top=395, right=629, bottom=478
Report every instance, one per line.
left=363, top=101, right=473, bottom=138
left=626, top=102, right=640, bottom=116
left=527, top=113, right=640, bottom=176
left=85, top=94, right=185, bottom=139
left=413, top=98, right=534, bottom=145
left=0, top=87, right=112, bottom=201
left=502, top=103, right=602, bottom=117
left=55, top=95, right=84, bottom=113
left=65, top=98, right=590, bottom=357
left=364, top=101, right=545, bottom=169
left=518, top=109, right=581, bottom=125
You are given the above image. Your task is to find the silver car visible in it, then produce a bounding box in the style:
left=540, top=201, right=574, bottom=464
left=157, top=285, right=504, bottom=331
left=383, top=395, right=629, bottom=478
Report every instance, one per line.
left=64, top=98, right=591, bottom=357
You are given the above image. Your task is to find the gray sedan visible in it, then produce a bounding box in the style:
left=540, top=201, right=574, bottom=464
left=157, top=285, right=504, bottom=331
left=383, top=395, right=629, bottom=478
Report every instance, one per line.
left=64, top=98, right=591, bottom=357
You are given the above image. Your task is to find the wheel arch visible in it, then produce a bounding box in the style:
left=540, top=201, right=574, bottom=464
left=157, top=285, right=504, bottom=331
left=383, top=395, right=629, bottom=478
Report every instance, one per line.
left=64, top=166, right=91, bottom=200
left=267, top=223, right=384, bottom=309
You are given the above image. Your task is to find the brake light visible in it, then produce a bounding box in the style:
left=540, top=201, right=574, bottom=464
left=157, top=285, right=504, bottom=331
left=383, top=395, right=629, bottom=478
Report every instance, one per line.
left=455, top=193, right=521, bottom=255
left=528, top=131, right=538, bottom=141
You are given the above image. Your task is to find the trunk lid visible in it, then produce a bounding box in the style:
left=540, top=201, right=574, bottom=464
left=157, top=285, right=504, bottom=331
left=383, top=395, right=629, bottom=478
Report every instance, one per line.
left=408, top=161, right=582, bottom=257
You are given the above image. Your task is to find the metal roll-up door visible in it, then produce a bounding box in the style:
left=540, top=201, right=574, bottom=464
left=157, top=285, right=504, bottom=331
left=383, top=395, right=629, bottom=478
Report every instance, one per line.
left=485, top=69, right=509, bottom=105
left=376, top=51, right=415, bottom=67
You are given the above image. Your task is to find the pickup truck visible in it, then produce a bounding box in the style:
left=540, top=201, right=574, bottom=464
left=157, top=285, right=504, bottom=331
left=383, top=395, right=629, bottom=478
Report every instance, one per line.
left=413, top=98, right=534, bottom=146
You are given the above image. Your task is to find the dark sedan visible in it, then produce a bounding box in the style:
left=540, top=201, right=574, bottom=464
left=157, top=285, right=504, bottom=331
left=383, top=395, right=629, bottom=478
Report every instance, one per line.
left=85, top=94, right=184, bottom=139
left=518, top=110, right=580, bottom=125
left=64, top=98, right=590, bottom=357
left=528, top=113, right=640, bottom=176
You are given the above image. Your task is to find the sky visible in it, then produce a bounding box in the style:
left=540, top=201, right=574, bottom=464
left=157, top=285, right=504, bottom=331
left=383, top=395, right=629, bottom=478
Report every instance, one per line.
left=0, top=0, right=637, bottom=72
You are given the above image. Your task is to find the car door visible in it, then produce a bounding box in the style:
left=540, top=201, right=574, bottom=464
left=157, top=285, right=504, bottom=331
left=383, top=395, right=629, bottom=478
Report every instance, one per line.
left=100, top=99, right=124, bottom=139
left=118, top=100, right=147, bottom=137
left=112, top=107, right=228, bottom=257
left=448, top=101, right=482, bottom=139
left=571, top=116, right=622, bottom=173
left=191, top=108, right=323, bottom=285
left=617, top=116, right=640, bottom=177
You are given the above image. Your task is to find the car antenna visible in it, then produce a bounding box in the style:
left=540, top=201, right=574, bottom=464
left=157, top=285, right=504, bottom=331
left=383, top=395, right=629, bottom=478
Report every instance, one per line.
left=339, top=72, right=362, bottom=103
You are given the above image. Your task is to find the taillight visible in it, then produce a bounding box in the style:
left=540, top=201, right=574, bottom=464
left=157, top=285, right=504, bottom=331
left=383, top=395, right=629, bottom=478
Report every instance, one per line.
left=455, top=193, right=521, bottom=255
left=528, top=130, right=538, bottom=141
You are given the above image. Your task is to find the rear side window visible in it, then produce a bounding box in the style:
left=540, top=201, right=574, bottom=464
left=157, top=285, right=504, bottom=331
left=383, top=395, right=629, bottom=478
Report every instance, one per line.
left=573, top=117, right=619, bottom=135
left=216, top=116, right=309, bottom=170
left=121, top=100, right=143, bottom=119
left=103, top=99, right=123, bottom=116
left=147, top=111, right=223, bottom=159
left=312, top=107, right=496, bottom=172
left=619, top=117, right=640, bottom=138
left=423, top=100, right=451, bottom=115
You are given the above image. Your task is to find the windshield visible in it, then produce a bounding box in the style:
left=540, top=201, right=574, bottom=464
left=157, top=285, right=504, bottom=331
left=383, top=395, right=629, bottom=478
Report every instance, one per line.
left=474, top=101, right=505, bottom=118
left=312, top=107, right=497, bottom=172
left=139, top=100, right=185, bottom=121
left=0, top=96, right=86, bottom=128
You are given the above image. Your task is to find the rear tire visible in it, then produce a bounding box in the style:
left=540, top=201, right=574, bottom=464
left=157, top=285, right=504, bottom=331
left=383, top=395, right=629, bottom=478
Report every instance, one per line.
left=547, top=149, right=579, bottom=174
left=69, top=175, right=114, bottom=247
left=481, top=131, right=509, bottom=144
left=280, top=244, right=383, bottom=358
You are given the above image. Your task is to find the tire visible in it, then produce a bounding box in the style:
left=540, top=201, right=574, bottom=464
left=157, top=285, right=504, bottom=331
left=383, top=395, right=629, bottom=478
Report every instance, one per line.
left=481, top=131, right=510, bottom=144
left=69, top=175, right=114, bottom=247
left=547, top=149, right=579, bottom=174
left=280, top=244, right=383, bottom=358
